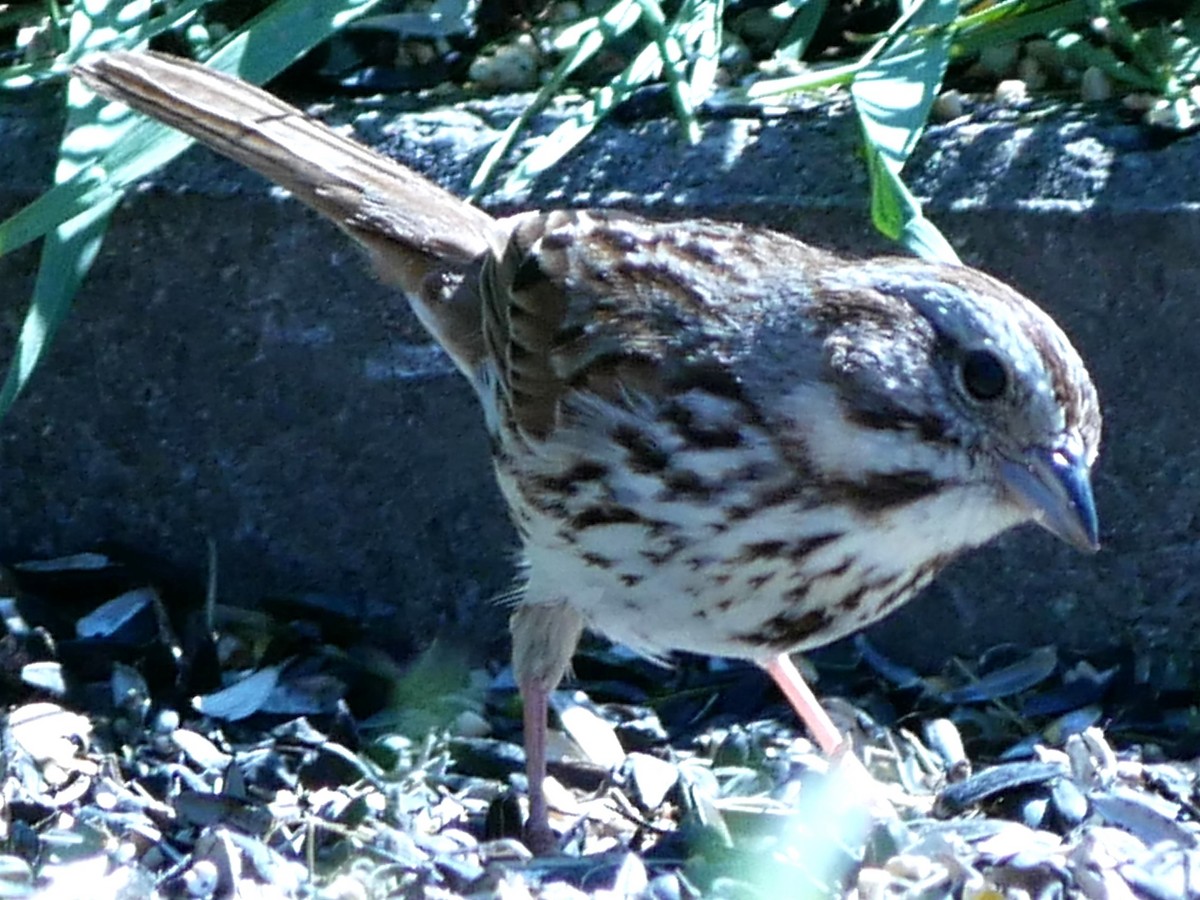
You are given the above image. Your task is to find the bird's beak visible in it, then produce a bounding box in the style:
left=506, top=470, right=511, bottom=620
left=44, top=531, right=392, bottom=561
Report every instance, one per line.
left=1000, top=444, right=1099, bottom=553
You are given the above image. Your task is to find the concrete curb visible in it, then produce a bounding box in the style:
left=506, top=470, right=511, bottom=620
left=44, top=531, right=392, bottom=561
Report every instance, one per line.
left=1, top=90, right=1196, bottom=678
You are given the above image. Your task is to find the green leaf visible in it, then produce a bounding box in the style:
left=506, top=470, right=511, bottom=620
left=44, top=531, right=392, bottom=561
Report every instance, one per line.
left=471, top=0, right=645, bottom=197
left=499, top=39, right=665, bottom=194
left=0, top=0, right=388, bottom=418
left=851, top=0, right=959, bottom=262
left=0, top=5, right=139, bottom=416
left=477, top=0, right=723, bottom=197
left=776, top=0, right=828, bottom=61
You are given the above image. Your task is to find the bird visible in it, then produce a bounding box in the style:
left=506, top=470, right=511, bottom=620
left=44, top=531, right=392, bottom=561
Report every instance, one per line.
left=76, top=50, right=1101, bottom=852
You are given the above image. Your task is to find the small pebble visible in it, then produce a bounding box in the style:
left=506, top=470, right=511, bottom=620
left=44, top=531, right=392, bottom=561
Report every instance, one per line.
left=995, top=79, right=1029, bottom=105
left=454, top=710, right=492, bottom=738
left=1081, top=66, right=1113, bottom=102
left=857, top=866, right=893, bottom=900
left=932, top=90, right=965, bottom=122
left=1017, top=56, right=1047, bottom=92
left=184, top=859, right=219, bottom=897
left=319, top=874, right=369, bottom=900
left=154, top=709, right=181, bottom=734
left=469, top=35, right=540, bottom=92
left=885, top=853, right=942, bottom=882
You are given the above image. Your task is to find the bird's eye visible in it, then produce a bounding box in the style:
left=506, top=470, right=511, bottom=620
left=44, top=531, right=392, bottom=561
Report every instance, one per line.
left=960, top=349, right=1008, bottom=401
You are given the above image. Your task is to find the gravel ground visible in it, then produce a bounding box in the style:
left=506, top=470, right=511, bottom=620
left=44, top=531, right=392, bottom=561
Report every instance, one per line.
left=1, top=551, right=1198, bottom=898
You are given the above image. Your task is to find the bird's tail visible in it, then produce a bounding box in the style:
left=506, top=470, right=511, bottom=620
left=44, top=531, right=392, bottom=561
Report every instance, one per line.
left=75, top=50, right=500, bottom=374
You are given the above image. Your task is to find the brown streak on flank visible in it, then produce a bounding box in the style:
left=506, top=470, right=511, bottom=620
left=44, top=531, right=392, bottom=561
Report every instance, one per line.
left=641, top=536, right=685, bottom=565
left=675, top=236, right=726, bottom=267
left=528, top=494, right=569, bottom=517
left=749, top=572, right=775, bottom=590
left=756, top=482, right=807, bottom=510
left=837, top=584, right=868, bottom=612
left=716, top=597, right=734, bottom=611
left=661, top=469, right=713, bottom=500
left=741, top=609, right=831, bottom=650
left=572, top=505, right=641, bottom=529
left=713, top=574, right=732, bottom=587
left=811, top=559, right=852, bottom=580
left=662, top=402, right=744, bottom=449
left=741, top=540, right=787, bottom=561
left=613, top=423, right=669, bottom=473
left=536, top=460, right=609, bottom=495
left=783, top=583, right=809, bottom=603
left=581, top=552, right=614, bottom=569
left=594, top=224, right=639, bottom=253
left=620, top=573, right=643, bottom=587
left=789, top=533, right=840, bottom=562
left=875, top=559, right=944, bottom=614
left=641, top=549, right=676, bottom=565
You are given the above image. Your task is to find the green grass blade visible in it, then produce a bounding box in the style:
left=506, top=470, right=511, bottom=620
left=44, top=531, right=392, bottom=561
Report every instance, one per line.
left=951, top=0, right=1143, bottom=59
left=493, top=0, right=725, bottom=196
left=499, top=39, right=665, bottom=195
left=0, top=0, right=211, bottom=90
left=777, top=0, right=828, bottom=60
left=851, top=0, right=959, bottom=261
left=0, top=0, right=389, bottom=417
left=470, top=0, right=645, bottom=197
left=0, top=0, right=388, bottom=258
left=0, top=6, right=137, bottom=415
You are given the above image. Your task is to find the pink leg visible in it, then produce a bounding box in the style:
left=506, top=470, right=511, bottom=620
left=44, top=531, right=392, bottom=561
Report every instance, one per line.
left=509, top=600, right=583, bottom=855
left=520, top=677, right=556, bottom=855
left=763, top=657, right=897, bottom=825
left=762, top=653, right=894, bottom=815
left=762, top=653, right=846, bottom=755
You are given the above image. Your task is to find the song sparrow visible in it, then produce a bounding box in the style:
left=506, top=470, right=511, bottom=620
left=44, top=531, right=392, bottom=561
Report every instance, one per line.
left=77, top=51, right=1101, bottom=851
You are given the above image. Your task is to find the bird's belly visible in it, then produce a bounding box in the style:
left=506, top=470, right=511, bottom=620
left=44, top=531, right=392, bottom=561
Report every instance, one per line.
left=519, top=500, right=932, bottom=662
left=516, top=471, right=1010, bottom=663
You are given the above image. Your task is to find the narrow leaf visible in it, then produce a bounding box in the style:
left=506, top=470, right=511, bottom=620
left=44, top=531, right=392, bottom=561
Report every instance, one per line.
left=851, top=0, right=959, bottom=261
left=0, top=0, right=387, bottom=417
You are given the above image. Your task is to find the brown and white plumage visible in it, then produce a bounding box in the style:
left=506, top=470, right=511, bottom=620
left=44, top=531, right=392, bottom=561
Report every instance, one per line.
left=76, top=51, right=1101, bottom=851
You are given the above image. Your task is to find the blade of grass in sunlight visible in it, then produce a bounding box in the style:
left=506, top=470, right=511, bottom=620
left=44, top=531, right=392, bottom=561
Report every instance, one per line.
left=468, top=0, right=646, bottom=198
left=851, top=0, right=959, bottom=262
left=0, top=0, right=387, bottom=418
left=0, top=0, right=209, bottom=91
left=472, top=0, right=724, bottom=198
left=0, top=2, right=147, bottom=419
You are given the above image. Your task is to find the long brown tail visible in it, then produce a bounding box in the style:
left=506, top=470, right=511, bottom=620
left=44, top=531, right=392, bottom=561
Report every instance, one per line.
left=75, top=50, right=501, bottom=374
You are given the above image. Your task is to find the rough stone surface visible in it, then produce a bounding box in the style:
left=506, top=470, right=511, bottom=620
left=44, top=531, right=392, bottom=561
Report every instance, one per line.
left=0, top=88, right=1196, bottom=676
